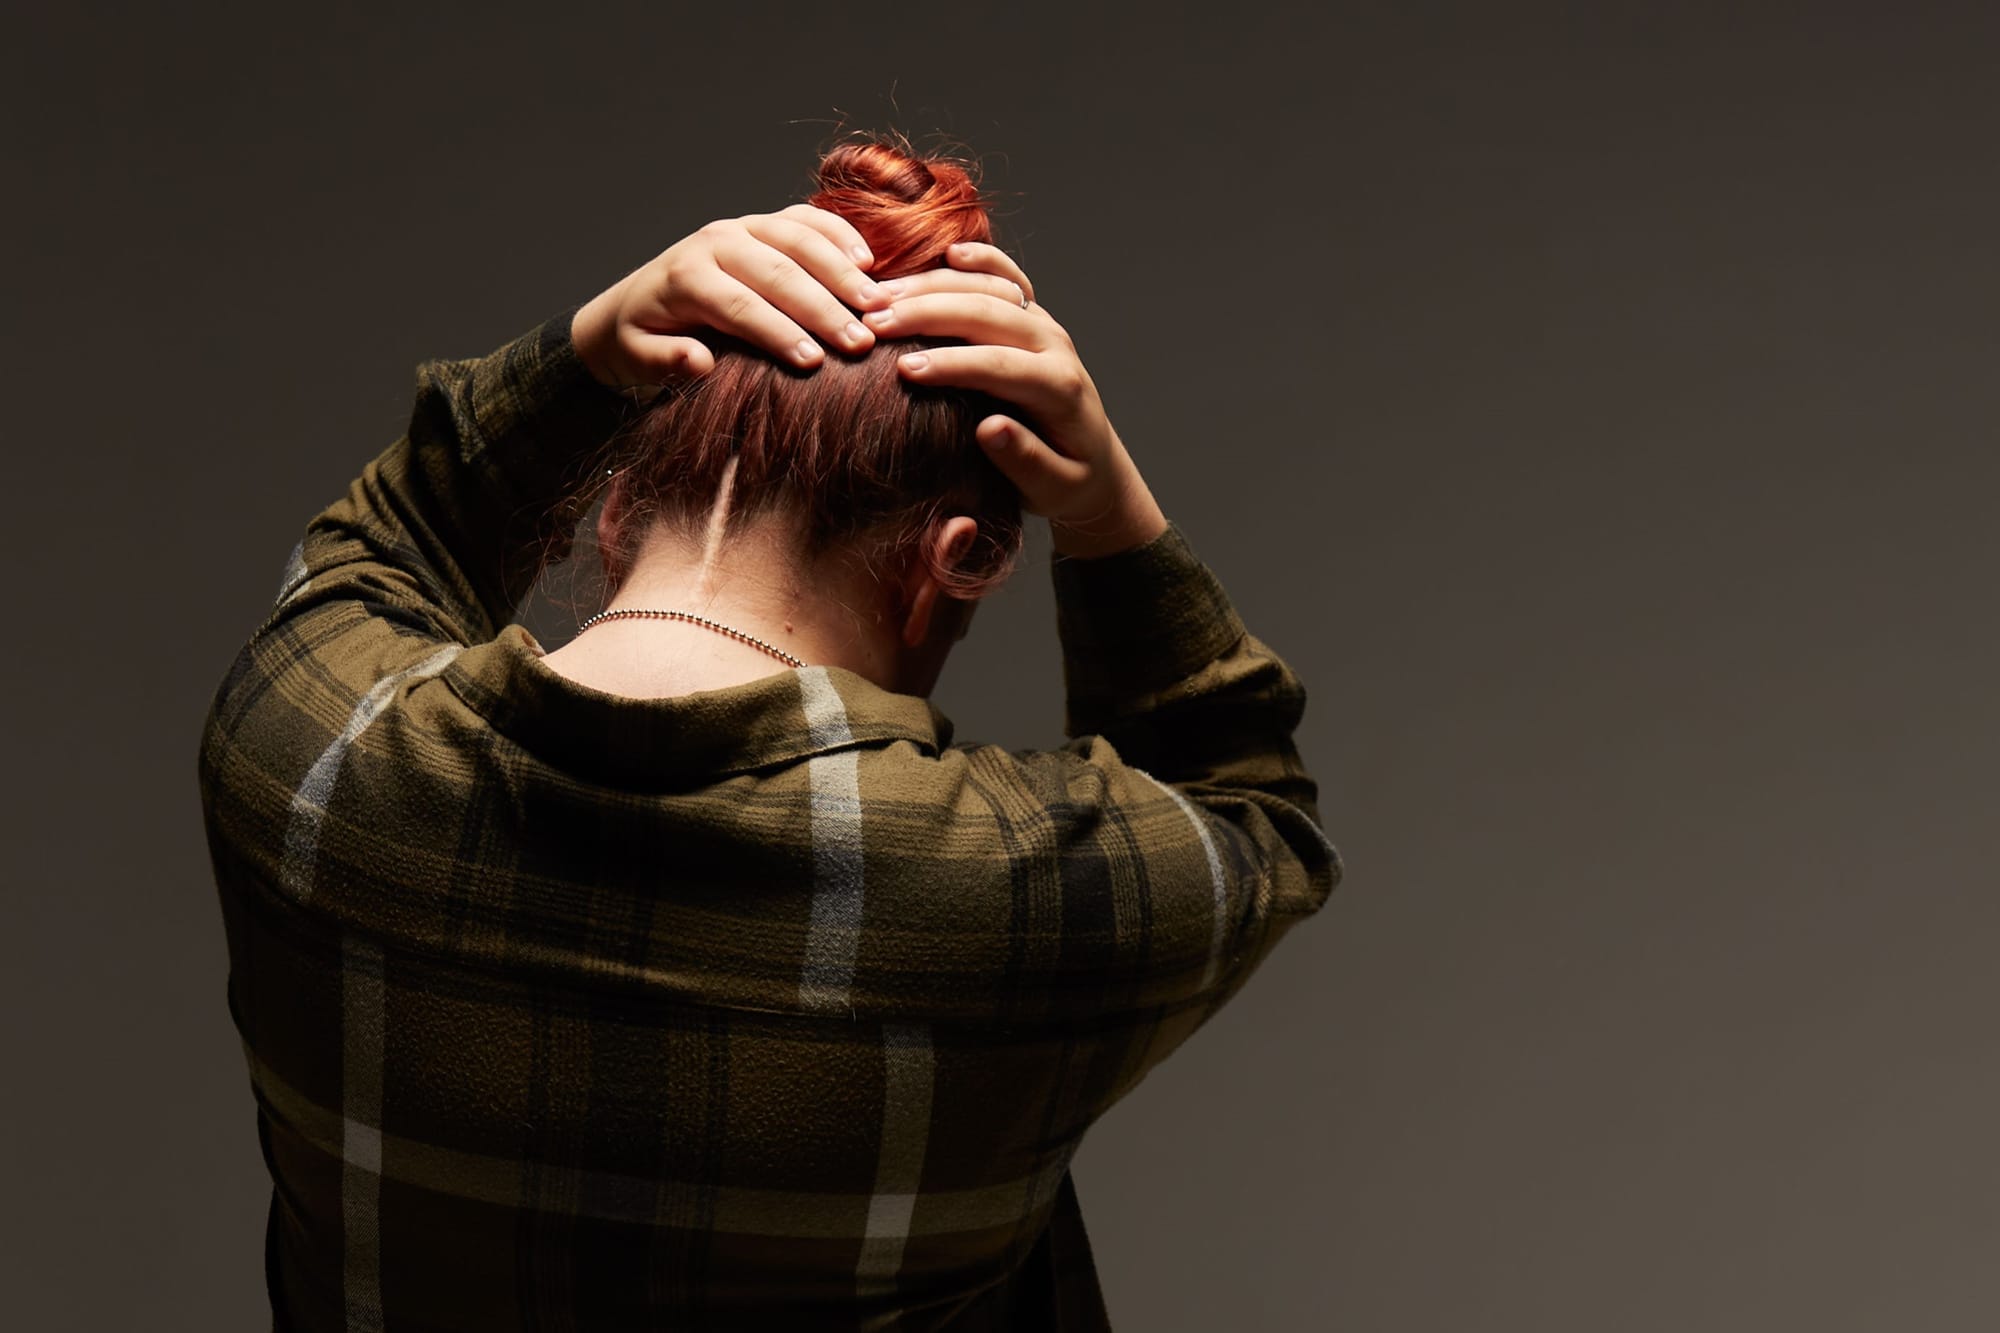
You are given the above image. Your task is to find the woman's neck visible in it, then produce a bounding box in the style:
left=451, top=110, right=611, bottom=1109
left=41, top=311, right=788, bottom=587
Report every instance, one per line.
left=538, top=520, right=936, bottom=697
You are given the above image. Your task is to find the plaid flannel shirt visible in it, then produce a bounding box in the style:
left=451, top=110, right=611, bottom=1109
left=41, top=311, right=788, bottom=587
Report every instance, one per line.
left=196, top=304, right=1344, bottom=1331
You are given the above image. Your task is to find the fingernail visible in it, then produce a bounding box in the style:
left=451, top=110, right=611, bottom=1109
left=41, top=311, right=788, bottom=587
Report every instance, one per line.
left=795, top=338, right=820, bottom=363
left=844, top=321, right=868, bottom=345
left=881, top=279, right=905, bottom=297
left=866, top=306, right=896, bottom=328
left=852, top=244, right=873, bottom=265
left=901, top=352, right=930, bottom=371
left=856, top=279, right=881, bottom=302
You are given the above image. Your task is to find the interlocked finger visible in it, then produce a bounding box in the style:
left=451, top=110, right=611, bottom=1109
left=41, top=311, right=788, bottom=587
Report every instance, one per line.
left=715, top=222, right=874, bottom=359
left=890, top=343, right=1085, bottom=427
left=942, top=241, right=1037, bottom=306
left=860, top=291, right=1052, bottom=352
left=672, top=264, right=835, bottom=367
left=772, top=202, right=880, bottom=270
left=880, top=270, right=1029, bottom=310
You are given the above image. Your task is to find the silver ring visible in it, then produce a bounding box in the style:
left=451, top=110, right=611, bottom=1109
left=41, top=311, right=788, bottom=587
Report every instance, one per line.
left=1019, top=290, right=1031, bottom=309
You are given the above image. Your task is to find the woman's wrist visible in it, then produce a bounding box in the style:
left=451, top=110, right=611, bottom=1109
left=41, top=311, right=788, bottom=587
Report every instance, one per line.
left=1049, top=473, right=1168, bottom=560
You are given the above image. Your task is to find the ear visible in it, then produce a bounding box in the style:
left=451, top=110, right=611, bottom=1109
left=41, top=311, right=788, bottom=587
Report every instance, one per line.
left=899, top=517, right=979, bottom=648
left=595, top=476, right=631, bottom=590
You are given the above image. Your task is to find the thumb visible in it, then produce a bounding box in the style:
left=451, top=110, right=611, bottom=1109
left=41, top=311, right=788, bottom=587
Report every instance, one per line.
left=975, top=414, right=1089, bottom=519
left=625, top=332, right=716, bottom=385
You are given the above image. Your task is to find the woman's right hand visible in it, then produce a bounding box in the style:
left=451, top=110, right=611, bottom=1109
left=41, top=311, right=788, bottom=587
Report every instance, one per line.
left=861, top=242, right=1168, bottom=558
left=571, top=203, right=892, bottom=391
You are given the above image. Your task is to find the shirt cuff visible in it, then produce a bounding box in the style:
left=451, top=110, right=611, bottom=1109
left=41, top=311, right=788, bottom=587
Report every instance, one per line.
left=1051, top=519, right=1249, bottom=709
left=463, top=302, right=641, bottom=484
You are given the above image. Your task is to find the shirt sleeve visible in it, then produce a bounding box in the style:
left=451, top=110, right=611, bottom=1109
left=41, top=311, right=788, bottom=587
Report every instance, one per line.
left=210, top=305, right=637, bottom=721
left=967, top=520, right=1345, bottom=1028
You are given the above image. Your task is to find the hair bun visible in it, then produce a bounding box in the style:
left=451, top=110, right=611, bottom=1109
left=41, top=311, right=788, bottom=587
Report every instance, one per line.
left=807, top=132, right=995, bottom=280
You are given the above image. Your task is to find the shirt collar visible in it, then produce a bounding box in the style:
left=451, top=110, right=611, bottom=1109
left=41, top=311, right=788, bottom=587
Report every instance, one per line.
left=442, top=622, right=956, bottom=787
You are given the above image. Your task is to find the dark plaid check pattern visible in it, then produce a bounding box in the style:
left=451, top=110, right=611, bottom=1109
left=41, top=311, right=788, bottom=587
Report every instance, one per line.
left=196, top=305, right=1344, bottom=1330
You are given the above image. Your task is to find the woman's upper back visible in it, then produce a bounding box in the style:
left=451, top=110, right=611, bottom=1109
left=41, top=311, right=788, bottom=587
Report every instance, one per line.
left=196, top=309, right=1340, bottom=1329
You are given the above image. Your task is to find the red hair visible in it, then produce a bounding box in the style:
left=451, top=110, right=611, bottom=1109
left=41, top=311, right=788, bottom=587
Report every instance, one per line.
left=584, top=131, right=1026, bottom=607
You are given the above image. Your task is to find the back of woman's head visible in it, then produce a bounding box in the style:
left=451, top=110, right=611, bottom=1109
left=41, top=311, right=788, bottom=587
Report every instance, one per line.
left=591, top=131, right=1027, bottom=605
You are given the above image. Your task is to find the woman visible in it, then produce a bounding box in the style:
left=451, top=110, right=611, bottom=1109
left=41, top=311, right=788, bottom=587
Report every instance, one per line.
left=198, top=132, right=1343, bottom=1331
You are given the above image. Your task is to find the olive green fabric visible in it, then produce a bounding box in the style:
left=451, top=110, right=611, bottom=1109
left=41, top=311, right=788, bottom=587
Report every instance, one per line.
left=196, top=305, right=1344, bottom=1331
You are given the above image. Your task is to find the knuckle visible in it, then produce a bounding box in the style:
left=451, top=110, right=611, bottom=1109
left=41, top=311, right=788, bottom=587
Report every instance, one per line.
left=719, top=289, right=755, bottom=325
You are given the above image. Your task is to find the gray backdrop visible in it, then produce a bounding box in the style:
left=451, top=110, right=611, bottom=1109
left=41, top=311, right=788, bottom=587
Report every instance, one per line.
left=8, top=2, right=1997, bottom=1329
